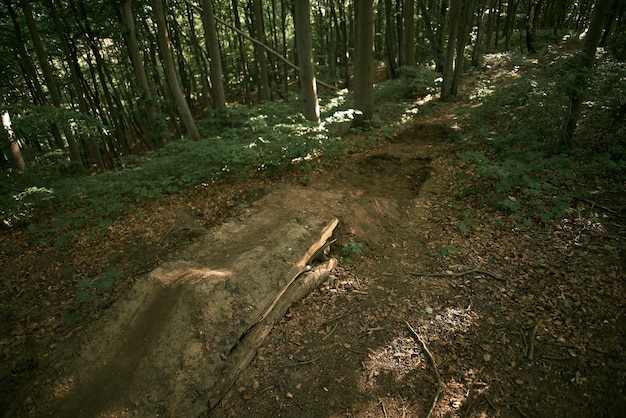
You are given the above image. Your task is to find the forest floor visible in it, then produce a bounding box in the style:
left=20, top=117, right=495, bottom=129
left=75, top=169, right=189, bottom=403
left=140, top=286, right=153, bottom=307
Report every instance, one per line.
left=1, top=64, right=626, bottom=417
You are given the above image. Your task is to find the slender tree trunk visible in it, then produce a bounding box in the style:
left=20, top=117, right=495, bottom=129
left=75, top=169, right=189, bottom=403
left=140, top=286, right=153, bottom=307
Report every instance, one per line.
left=231, top=0, right=251, bottom=104
left=3, top=0, right=46, bottom=106
left=49, top=0, right=105, bottom=172
left=403, top=0, right=416, bottom=66
left=526, top=0, right=542, bottom=54
left=353, top=0, right=375, bottom=127
left=504, top=0, right=521, bottom=51
left=152, top=0, right=201, bottom=141
left=20, top=0, right=87, bottom=174
left=294, top=0, right=320, bottom=123
left=441, top=0, right=462, bottom=101
left=472, top=4, right=487, bottom=66
left=435, top=0, right=449, bottom=72
left=384, top=0, right=398, bottom=78
left=121, top=0, right=165, bottom=147
left=561, top=0, right=612, bottom=145
left=250, top=0, right=272, bottom=102
left=451, top=0, right=474, bottom=97
left=202, top=0, right=226, bottom=112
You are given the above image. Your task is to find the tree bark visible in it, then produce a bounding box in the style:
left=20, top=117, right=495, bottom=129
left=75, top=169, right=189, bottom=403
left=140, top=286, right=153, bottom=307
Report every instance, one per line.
left=121, top=0, right=165, bottom=148
left=384, top=0, right=398, bottom=78
left=403, top=0, right=416, bottom=66
left=561, top=0, right=612, bottom=145
left=441, top=0, right=462, bottom=101
left=152, top=0, right=201, bottom=141
left=294, top=0, right=320, bottom=123
left=353, top=0, right=375, bottom=127
left=250, top=0, right=272, bottom=102
left=451, top=0, right=474, bottom=97
left=201, top=0, right=226, bottom=112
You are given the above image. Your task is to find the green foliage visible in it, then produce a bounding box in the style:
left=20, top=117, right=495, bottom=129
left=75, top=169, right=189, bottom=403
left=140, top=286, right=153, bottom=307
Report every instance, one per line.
left=455, top=50, right=626, bottom=225
left=335, top=241, right=363, bottom=264
left=75, top=266, right=118, bottom=303
left=438, top=245, right=456, bottom=257
left=12, top=105, right=108, bottom=150
left=375, top=66, right=439, bottom=102
left=2, top=86, right=406, bottom=249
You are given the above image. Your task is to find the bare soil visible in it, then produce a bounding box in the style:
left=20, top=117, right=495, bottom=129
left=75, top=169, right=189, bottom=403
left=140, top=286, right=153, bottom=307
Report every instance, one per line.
left=1, top=110, right=625, bottom=418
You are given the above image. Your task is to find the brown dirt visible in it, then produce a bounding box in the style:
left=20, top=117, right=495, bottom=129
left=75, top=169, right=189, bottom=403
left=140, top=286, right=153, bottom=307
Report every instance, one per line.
left=1, top=111, right=625, bottom=418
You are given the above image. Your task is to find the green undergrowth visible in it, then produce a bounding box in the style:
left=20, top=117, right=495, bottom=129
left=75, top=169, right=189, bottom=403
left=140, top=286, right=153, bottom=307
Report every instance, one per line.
left=1, top=72, right=434, bottom=251
left=453, top=48, right=626, bottom=227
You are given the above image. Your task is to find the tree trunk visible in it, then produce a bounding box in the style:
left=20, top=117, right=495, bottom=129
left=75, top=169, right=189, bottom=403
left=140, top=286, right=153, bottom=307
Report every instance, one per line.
left=121, top=0, right=165, bottom=148
left=384, top=0, right=398, bottom=79
left=250, top=0, right=272, bottom=102
left=441, top=0, right=462, bottom=101
left=561, top=0, right=612, bottom=145
left=435, top=0, right=449, bottom=72
left=231, top=0, right=251, bottom=104
left=353, top=0, right=375, bottom=127
left=504, top=0, right=521, bottom=51
left=451, top=0, right=474, bottom=97
left=294, top=0, right=320, bottom=123
left=202, top=0, right=226, bottom=112
left=403, top=0, right=416, bottom=67
left=525, top=0, right=542, bottom=54
left=48, top=0, right=106, bottom=172
left=20, top=0, right=87, bottom=174
left=152, top=0, right=201, bottom=141
left=417, top=0, right=440, bottom=69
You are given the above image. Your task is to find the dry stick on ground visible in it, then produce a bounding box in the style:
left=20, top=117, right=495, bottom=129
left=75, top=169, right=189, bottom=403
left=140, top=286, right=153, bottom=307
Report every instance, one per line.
left=206, top=219, right=339, bottom=411
left=527, top=320, right=542, bottom=361
left=406, top=321, right=442, bottom=418
left=408, top=269, right=506, bottom=282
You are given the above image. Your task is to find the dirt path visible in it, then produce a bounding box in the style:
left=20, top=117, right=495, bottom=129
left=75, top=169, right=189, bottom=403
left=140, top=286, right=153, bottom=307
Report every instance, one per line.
left=1, top=113, right=624, bottom=417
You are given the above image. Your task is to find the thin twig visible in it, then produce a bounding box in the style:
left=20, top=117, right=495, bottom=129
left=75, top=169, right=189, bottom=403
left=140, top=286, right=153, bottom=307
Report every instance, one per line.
left=323, top=309, right=354, bottom=325
left=408, top=269, right=506, bottom=282
left=322, top=322, right=339, bottom=341
left=527, top=320, right=541, bottom=361
left=406, top=321, right=441, bottom=418
left=577, top=197, right=617, bottom=214
left=379, top=398, right=388, bottom=418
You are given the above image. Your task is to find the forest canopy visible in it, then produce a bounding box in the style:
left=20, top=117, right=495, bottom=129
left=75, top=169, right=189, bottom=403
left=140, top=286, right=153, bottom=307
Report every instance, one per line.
left=1, top=0, right=624, bottom=235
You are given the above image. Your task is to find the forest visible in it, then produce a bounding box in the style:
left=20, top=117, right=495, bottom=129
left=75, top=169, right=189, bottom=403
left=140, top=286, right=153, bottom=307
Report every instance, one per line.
left=1, top=0, right=625, bottom=417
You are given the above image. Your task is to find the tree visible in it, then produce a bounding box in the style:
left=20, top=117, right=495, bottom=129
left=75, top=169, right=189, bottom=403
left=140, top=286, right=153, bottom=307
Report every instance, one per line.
left=353, top=0, right=375, bottom=127
left=19, top=0, right=87, bottom=174
left=201, top=0, right=226, bottom=112
left=250, top=0, right=272, bottom=102
left=450, top=0, right=474, bottom=96
left=561, top=0, right=613, bottom=145
left=294, top=0, right=320, bottom=123
left=152, top=0, right=201, bottom=141
left=441, top=0, right=462, bottom=100
left=121, top=0, right=165, bottom=147
left=403, top=0, right=416, bottom=67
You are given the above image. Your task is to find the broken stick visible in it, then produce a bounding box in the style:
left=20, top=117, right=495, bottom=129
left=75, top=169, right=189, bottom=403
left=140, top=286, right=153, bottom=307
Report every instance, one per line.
left=408, top=269, right=506, bottom=282
left=207, top=219, right=339, bottom=412
left=406, top=321, right=441, bottom=418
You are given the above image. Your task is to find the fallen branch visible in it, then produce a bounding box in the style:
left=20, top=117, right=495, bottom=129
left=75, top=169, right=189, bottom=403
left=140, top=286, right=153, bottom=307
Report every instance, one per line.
left=207, top=219, right=339, bottom=412
left=406, top=321, right=441, bottom=418
left=408, top=269, right=506, bottom=282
